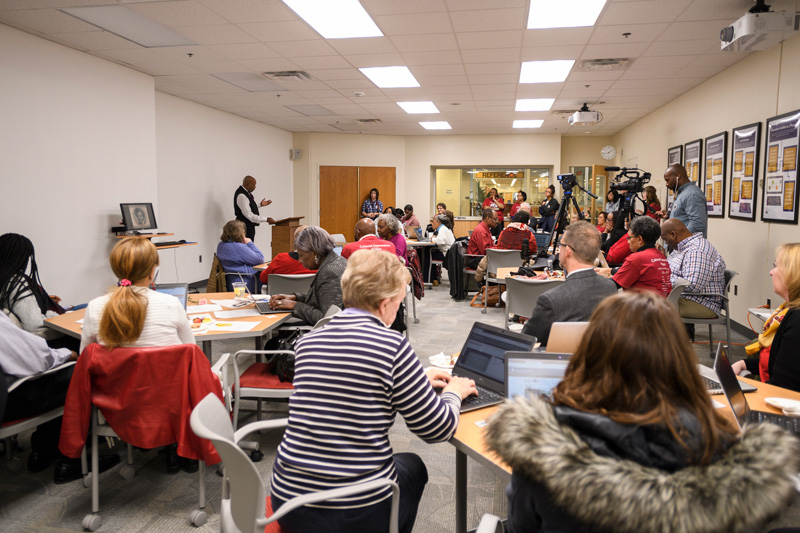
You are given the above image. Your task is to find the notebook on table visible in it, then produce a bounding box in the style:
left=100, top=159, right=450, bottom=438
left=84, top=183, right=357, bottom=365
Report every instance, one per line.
left=504, top=352, right=571, bottom=400
left=714, top=343, right=800, bottom=434
left=154, top=283, right=188, bottom=309
left=451, top=322, right=537, bottom=413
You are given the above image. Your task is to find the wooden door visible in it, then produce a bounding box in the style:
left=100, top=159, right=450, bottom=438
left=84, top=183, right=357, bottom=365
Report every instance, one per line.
left=358, top=166, right=396, bottom=216
left=320, top=166, right=359, bottom=242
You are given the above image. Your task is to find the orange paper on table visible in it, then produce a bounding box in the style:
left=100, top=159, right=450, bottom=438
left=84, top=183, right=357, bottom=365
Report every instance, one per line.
left=733, top=178, right=741, bottom=202
left=768, top=145, right=779, bottom=172
left=784, top=146, right=797, bottom=172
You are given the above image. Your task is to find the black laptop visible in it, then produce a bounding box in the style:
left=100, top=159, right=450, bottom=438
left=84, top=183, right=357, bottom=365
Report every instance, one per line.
left=714, top=343, right=800, bottom=434
left=451, top=322, right=537, bottom=413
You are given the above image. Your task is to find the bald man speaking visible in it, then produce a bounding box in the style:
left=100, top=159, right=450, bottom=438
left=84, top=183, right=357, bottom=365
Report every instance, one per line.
left=234, top=175, right=275, bottom=240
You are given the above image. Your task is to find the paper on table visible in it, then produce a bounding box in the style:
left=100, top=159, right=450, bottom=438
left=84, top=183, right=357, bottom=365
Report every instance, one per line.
left=215, top=309, right=261, bottom=319
left=207, top=321, right=258, bottom=332
left=188, top=304, right=223, bottom=314
left=76, top=318, right=84, bottom=324
left=211, top=299, right=247, bottom=309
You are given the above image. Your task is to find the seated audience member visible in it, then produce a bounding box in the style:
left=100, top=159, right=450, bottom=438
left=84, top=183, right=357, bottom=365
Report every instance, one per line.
left=431, top=214, right=455, bottom=258
left=0, top=233, right=71, bottom=339
left=81, top=237, right=195, bottom=472
left=400, top=204, right=420, bottom=229
left=595, top=211, right=608, bottom=232
left=259, top=226, right=316, bottom=287
left=604, top=189, right=620, bottom=213
left=600, top=210, right=626, bottom=254
left=733, top=243, right=800, bottom=392
left=268, top=226, right=347, bottom=325
left=475, top=211, right=537, bottom=281
left=342, top=218, right=396, bottom=259
left=467, top=209, right=497, bottom=262
left=376, top=213, right=407, bottom=263
left=644, top=185, right=662, bottom=220
left=509, top=191, right=527, bottom=218
left=443, top=209, right=455, bottom=229
left=383, top=206, right=395, bottom=215
left=521, top=222, right=616, bottom=345
left=270, top=249, right=477, bottom=533
left=486, top=291, right=796, bottom=533
left=605, top=217, right=633, bottom=266
left=661, top=219, right=725, bottom=318
left=215, top=220, right=265, bottom=292
left=595, top=216, right=671, bottom=297
left=361, top=188, right=383, bottom=220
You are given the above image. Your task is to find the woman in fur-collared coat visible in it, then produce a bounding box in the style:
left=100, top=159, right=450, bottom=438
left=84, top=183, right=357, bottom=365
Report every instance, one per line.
left=486, top=291, right=800, bottom=533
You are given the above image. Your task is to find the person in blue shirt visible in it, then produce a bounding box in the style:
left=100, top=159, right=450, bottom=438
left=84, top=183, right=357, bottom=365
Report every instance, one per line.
left=361, top=188, right=383, bottom=220
left=658, top=164, right=707, bottom=238
left=215, top=220, right=265, bottom=293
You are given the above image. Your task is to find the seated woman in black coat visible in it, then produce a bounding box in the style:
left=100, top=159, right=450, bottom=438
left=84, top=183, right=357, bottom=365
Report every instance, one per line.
left=486, top=291, right=799, bottom=533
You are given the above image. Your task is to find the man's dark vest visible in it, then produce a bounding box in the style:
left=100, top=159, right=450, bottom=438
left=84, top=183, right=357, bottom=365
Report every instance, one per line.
left=234, top=185, right=260, bottom=233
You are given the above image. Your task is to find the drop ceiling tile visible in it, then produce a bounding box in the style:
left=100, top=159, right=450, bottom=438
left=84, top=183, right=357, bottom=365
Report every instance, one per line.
left=199, top=0, right=297, bottom=23
left=461, top=47, right=520, bottom=63
left=345, top=52, right=407, bottom=67
left=327, top=79, right=375, bottom=89
left=390, top=33, right=458, bottom=52
left=563, top=80, right=614, bottom=91
left=516, top=85, right=563, bottom=97
left=374, top=12, right=453, bottom=35
left=292, top=55, right=352, bottom=70
left=566, top=70, right=624, bottom=82
left=337, top=93, right=391, bottom=103
left=0, top=8, right=95, bottom=34
left=175, top=24, right=258, bottom=45
left=159, top=45, right=229, bottom=62
left=416, top=75, right=470, bottom=86
left=306, top=97, right=357, bottom=106
left=521, top=45, right=584, bottom=61
left=399, top=50, right=463, bottom=65
left=627, top=55, right=694, bottom=69
left=456, top=30, right=523, bottom=50
left=643, top=39, right=717, bottom=56
left=0, top=0, right=48, bottom=9
left=93, top=48, right=172, bottom=65
left=597, top=1, right=692, bottom=25
left=677, top=0, right=747, bottom=22
left=128, top=1, right=226, bottom=26
left=211, top=43, right=280, bottom=61
left=294, top=89, right=344, bottom=99
left=285, top=104, right=337, bottom=116
left=412, top=64, right=465, bottom=76
left=189, top=59, right=255, bottom=74
left=619, top=68, right=679, bottom=80
left=360, top=0, right=447, bottom=16
left=237, top=57, right=302, bottom=72
left=327, top=37, right=398, bottom=55
left=582, top=41, right=650, bottom=58
left=133, top=61, right=202, bottom=76
left=155, top=73, right=245, bottom=94
left=589, top=23, right=669, bottom=44
left=604, top=86, right=680, bottom=97
left=468, top=73, right=518, bottom=84
left=449, top=8, right=527, bottom=32
left=307, top=69, right=363, bottom=81
left=465, top=62, right=519, bottom=75
left=557, top=88, right=606, bottom=99
left=48, top=30, right=141, bottom=51
left=523, top=27, right=593, bottom=47
left=239, top=21, right=321, bottom=42
left=472, top=84, right=516, bottom=94
left=268, top=39, right=339, bottom=57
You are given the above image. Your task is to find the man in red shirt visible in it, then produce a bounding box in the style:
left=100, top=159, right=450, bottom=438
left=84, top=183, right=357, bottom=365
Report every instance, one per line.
left=467, top=209, right=497, bottom=256
left=342, top=218, right=396, bottom=259
left=595, top=216, right=671, bottom=297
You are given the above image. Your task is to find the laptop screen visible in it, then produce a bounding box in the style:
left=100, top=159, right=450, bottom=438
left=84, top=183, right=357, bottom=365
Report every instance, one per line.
left=713, top=343, right=749, bottom=428
left=505, top=353, right=571, bottom=399
left=453, top=322, right=536, bottom=389
left=154, top=283, right=188, bottom=309
left=414, top=227, right=424, bottom=240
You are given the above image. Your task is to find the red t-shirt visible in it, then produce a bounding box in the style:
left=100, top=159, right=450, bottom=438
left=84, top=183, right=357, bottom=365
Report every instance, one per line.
left=613, top=247, right=671, bottom=297
left=259, top=253, right=317, bottom=284
left=482, top=197, right=505, bottom=222
left=341, top=235, right=396, bottom=259
left=606, top=235, right=633, bottom=266
left=467, top=221, right=494, bottom=256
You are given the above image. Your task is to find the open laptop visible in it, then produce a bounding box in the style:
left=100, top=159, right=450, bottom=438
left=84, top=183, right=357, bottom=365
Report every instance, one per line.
left=545, top=322, right=589, bottom=353
left=505, top=352, right=571, bottom=400
left=413, top=227, right=431, bottom=243
left=714, top=343, right=800, bottom=433
left=405, top=225, right=420, bottom=239
left=697, top=346, right=756, bottom=394
left=154, top=283, right=188, bottom=309
left=246, top=289, right=287, bottom=315
left=451, top=322, right=537, bottom=413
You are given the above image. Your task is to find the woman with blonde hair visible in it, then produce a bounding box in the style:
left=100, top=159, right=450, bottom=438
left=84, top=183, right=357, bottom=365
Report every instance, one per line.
left=486, top=291, right=797, bottom=532
left=270, top=249, right=476, bottom=533
left=733, top=243, right=800, bottom=391
left=80, top=237, right=194, bottom=353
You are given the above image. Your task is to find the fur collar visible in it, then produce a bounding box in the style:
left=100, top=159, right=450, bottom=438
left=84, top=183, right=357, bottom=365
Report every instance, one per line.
left=485, top=395, right=800, bottom=533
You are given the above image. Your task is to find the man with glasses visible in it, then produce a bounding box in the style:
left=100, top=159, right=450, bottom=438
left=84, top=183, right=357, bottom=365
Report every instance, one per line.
left=521, top=222, right=616, bottom=345
left=596, top=216, right=671, bottom=297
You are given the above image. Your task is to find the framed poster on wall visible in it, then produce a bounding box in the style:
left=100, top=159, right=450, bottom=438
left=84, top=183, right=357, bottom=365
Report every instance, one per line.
left=684, top=139, right=702, bottom=188
left=762, top=109, right=800, bottom=224
left=729, top=122, right=761, bottom=221
left=704, top=131, right=727, bottom=218
left=666, top=145, right=682, bottom=211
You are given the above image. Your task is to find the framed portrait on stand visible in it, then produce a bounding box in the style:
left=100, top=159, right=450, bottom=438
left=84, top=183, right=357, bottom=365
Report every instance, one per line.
left=762, top=109, right=800, bottom=224
left=729, top=122, right=761, bottom=221
left=704, top=131, right=727, bottom=218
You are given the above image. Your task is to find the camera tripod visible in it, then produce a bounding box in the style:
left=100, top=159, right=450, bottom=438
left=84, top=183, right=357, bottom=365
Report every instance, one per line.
left=540, top=181, right=597, bottom=257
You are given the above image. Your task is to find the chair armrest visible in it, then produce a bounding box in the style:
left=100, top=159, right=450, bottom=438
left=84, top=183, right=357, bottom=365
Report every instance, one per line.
left=683, top=291, right=725, bottom=299
left=8, top=360, right=77, bottom=394
left=476, top=514, right=504, bottom=533
left=234, top=418, right=289, bottom=442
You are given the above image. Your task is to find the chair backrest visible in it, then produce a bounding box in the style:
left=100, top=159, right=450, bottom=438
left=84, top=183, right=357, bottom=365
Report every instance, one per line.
left=313, top=306, right=341, bottom=329
left=224, top=271, right=257, bottom=294
left=191, top=394, right=266, bottom=533
left=329, top=233, right=346, bottom=244
left=667, top=278, right=690, bottom=310
left=723, top=270, right=737, bottom=300
left=505, top=277, right=561, bottom=320
left=267, top=273, right=316, bottom=296
left=486, top=248, right=523, bottom=275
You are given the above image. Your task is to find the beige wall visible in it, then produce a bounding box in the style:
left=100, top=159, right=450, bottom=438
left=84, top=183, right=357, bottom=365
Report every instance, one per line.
left=612, top=33, right=800, bottom=325
left=560, top=136, right=617, bottom=171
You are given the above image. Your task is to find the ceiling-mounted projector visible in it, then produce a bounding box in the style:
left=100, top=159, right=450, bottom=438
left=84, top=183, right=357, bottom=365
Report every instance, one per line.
left=720, top=0, right=799, bottom=52
left=568, top=103, right=602, bottom=126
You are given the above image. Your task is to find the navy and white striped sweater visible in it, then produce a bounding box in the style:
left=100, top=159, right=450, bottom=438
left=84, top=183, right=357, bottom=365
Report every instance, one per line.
left=270, top=310, right=461, bottom=509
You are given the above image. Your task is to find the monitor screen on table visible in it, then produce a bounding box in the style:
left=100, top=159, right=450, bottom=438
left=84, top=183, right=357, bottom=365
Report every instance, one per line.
left=120, top=203, right=157, bottom=232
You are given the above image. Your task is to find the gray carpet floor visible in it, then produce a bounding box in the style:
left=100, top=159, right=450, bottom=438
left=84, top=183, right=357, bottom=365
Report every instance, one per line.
left=1, top=280, right=798, bottom=532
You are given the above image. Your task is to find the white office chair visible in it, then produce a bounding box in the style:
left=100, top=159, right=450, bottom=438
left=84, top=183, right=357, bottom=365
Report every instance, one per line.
left=504, top=277, right=562, bottom=329
left=265, top=273, right=315, bottom=296
left=483, top=249, right=525, bottom=314
left=190, top=393, right=400, bottom=533
left=681, top=270, right=737, bottom=358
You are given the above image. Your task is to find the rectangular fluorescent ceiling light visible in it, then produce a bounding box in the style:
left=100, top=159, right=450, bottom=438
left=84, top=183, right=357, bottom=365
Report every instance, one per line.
left=520, top=60, right=574, bottom=83
left=397, top=101, right=439, bottom=114
left=282, top=0, right=382, bottom=39
left=527, top=0, right=607, bottom=29
left=513, top=120, right=544, bottom=129
left=420, top=122, right=451, bottom=130
left=59, top=5, right=194, bottom=47
left=515, top=98, right=555, bottom=111
left=360, top=66, right=420, bottom=88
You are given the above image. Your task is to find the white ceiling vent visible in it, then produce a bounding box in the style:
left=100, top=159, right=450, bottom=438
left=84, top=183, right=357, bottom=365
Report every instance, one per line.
left=262, top=71, right=312, bottom=82
left=355, top=118, right=382, bottom=124
left=577, top=58, right=631, bottom=71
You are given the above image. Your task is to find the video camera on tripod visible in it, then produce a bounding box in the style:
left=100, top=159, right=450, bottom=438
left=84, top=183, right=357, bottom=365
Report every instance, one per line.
left=606, top=166, right=651, bottom=194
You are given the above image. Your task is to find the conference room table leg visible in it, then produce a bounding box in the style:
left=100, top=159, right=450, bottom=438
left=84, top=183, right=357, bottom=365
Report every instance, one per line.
left=456, top=448, right=467, bottom=533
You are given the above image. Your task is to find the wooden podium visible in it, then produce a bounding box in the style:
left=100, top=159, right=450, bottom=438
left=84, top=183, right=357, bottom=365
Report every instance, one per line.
left=270, top=217, right=304, bottom=256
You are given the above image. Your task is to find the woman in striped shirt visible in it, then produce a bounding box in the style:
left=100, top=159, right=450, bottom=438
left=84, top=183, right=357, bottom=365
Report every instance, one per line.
left=271, top=249, right=477, bottom=533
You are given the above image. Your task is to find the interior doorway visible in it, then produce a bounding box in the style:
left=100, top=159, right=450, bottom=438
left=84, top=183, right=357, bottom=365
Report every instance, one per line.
left=319, top=166, right=396, bottom=242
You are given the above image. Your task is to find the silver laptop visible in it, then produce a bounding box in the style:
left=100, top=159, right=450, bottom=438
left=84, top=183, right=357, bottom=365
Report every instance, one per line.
left=154, top=283, right=188, bottom=309
left=414, top=227, right=431, bottom=243
left=714, top=343, right=800, bottom=433
left=696, top=345, right=756, bottom=394
left=504, top=352, right=571, bottom=400
left=545, top=322, right=589, bottom=353
left=452, top=322, right=537, bottom=413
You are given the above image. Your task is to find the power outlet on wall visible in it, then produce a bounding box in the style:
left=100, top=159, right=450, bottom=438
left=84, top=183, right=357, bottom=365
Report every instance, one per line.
left=767, top=297, right=772, bottom=308
left=733, top=284, right=738, bottom=296
left=199, top=255, right=202, bottom=263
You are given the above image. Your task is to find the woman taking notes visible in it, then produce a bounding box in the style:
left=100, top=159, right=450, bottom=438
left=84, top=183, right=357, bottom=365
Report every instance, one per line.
left=486, top=291, right=798, bottom=533
left=270, top=249, right=476, bottom=533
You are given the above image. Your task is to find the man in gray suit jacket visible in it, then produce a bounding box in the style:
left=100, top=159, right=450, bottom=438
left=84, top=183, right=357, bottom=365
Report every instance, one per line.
left=522, top=221, right=617, bottom=345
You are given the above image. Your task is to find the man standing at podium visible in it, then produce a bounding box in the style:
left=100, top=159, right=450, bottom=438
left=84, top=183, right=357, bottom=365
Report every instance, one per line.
left=234, top=175, right=275, bottom=240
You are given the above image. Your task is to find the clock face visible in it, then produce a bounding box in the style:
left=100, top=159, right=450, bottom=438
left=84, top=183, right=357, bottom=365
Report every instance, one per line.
left=601, top=145, right=616, bottom=160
